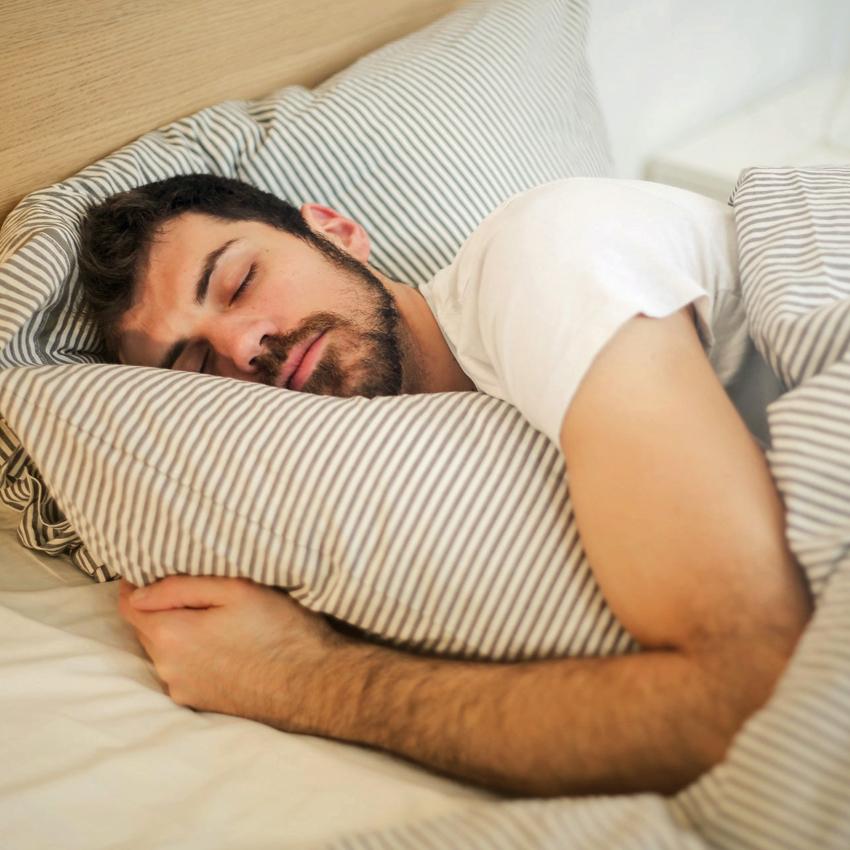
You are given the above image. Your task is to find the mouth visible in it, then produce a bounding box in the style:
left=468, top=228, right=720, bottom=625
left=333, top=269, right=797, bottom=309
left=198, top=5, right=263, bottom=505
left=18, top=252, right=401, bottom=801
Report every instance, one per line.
left=280, top=331, right=326, bottom=390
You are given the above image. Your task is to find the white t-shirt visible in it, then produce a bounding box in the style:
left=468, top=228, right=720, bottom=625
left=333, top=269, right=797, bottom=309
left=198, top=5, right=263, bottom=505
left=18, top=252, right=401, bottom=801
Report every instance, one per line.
left=419, top=178, right=763, bottom=448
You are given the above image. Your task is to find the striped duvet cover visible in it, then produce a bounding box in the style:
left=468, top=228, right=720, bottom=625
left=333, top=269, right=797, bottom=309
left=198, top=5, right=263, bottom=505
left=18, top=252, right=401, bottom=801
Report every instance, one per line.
left=312, top=168, right=850, bottom=849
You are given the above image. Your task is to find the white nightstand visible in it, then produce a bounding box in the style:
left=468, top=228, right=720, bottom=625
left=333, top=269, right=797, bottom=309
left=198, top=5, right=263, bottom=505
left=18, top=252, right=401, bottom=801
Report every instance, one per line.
left=646, top=69, right=850, bottom=201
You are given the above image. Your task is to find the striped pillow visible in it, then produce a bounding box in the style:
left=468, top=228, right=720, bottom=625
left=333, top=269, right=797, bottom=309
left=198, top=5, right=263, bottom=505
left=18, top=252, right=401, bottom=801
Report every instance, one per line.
left=0, top=0, right=610, bottom=368
left=0, top=0, right=621, bottom=660
left=0, top=363, right=635, bottom=661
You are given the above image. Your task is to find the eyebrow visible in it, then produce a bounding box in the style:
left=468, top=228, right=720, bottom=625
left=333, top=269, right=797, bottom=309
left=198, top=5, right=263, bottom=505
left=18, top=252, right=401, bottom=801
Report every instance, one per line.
left=157, top=238, right=239, bottom=370
left=195, top=238, right=238, bottom=305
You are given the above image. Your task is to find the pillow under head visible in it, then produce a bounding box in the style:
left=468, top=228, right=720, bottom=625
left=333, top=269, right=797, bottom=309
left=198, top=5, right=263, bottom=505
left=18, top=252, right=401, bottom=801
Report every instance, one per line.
left=0, top=0, right=610, bottom=369
left=0, top=362, right=635, bottom=662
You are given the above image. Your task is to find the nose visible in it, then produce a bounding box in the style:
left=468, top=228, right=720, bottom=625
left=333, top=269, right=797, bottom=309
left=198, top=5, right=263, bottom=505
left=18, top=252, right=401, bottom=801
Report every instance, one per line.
left=206, top=316, right=278, bottom=378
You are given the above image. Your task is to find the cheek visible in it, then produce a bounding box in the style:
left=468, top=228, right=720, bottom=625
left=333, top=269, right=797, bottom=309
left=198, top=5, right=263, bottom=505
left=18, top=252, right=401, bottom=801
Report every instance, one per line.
left=258, top=276, right=324, bottom=320
left=249, top=286, right=296, bottom=327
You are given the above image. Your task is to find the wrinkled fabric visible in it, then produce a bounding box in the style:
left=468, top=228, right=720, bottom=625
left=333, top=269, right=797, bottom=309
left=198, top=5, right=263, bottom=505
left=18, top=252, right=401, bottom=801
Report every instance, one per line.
left=311, top=168, right=850, bottom=850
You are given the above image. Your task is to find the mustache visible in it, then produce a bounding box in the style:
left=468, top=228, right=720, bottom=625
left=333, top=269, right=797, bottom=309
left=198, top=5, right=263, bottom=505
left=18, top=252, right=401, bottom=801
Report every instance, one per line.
left=251, top=312, right=341, bottom=386
left=253, top=334, right=292, bottom=385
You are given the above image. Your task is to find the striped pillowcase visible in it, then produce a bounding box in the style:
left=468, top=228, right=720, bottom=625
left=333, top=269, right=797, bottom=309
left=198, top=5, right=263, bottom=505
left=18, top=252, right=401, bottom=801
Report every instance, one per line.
left=0, top=0, right=622, bottom=660
left=0, top=0, right=610, bottom=368
left=0, top=362, right=635, bottom=661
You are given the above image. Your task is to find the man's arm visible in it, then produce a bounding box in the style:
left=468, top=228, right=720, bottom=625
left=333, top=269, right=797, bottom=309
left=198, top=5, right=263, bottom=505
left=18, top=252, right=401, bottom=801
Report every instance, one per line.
left=121, top=308, right=812, bottom=797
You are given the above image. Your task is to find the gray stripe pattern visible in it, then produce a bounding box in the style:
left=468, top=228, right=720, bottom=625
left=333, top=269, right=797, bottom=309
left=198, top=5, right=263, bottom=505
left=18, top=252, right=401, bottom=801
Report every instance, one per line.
left=299, top=168, right=850, bottom=847
left=0, top=0, right=610, bottom=576
left=732, top=166, right=850, bottom=601
left=0, top=362, right=635, bottom=663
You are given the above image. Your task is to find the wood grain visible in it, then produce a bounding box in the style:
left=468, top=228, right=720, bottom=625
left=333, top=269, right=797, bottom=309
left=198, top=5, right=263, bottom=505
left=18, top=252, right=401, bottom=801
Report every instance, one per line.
left=0, top=0, right=463, bottom=225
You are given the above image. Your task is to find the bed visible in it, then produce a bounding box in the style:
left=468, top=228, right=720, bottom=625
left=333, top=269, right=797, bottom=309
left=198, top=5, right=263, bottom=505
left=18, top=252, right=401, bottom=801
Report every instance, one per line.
left=2, top=1, right=850, bottom=849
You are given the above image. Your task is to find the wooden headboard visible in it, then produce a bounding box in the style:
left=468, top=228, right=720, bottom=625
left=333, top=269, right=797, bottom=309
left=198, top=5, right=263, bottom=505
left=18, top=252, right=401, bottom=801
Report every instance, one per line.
left=0, top=0, right=464, bottom=226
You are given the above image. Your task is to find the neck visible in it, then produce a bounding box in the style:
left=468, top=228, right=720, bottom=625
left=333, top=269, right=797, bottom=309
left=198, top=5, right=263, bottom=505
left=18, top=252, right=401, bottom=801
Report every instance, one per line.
left=382, top=276, right=476, bottom=395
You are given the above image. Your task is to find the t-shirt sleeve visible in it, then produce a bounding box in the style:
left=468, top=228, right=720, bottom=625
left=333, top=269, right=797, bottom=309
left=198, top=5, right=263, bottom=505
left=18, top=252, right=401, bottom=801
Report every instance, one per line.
left=468, top=180, right=715, bottom=447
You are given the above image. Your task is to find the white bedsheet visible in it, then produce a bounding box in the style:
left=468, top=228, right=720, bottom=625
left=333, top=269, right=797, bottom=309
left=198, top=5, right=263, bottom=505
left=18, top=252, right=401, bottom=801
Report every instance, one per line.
left=0, top=504, right=492, bottom=850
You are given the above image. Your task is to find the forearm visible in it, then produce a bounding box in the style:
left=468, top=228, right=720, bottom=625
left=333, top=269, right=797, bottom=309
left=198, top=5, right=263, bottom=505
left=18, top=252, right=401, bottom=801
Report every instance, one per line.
left=272, top=629, right=798, bottom=797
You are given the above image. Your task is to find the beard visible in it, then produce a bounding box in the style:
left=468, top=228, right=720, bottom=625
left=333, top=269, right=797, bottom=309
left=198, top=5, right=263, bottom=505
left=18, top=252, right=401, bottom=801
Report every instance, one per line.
left=250, top=255, right=405, bottom=398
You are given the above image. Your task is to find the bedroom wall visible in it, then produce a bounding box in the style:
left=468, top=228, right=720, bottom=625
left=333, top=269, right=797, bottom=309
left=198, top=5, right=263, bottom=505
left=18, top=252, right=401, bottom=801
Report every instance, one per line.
left=587, top=0, right=850, bottom=179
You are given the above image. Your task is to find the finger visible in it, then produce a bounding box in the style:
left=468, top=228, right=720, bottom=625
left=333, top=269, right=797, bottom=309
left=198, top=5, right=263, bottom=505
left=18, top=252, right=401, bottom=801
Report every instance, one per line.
left=118, top=580, right=188, bottom=638
left=118, top=582, right=142, bottom=624
left=119, top=578, right=138, bottom=600
left=134, top=628, right=156, bottom=661
left=129, top=575, right=246, bottom=612
left=132, top=630, right=172, bottom=695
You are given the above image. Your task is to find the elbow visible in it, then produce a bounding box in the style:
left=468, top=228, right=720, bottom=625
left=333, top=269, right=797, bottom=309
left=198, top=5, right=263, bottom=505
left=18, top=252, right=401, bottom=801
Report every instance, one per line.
left=684, top=547, right=813, bottom=777
left=686, top=605, right=811, bottom=783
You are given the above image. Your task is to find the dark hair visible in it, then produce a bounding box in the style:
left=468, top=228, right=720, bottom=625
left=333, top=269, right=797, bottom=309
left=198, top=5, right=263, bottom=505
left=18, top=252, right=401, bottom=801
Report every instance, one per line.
left=76, top=173, right=321, bottom=359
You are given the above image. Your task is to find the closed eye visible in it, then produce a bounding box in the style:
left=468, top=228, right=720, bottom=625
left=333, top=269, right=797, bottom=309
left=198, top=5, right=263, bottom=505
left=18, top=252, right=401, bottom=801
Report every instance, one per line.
left=232, top=262, right=257, bottom=303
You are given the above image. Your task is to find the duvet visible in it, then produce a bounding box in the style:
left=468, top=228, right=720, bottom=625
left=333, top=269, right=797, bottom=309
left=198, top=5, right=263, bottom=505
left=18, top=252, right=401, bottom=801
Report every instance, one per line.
left=315, top=167, right=850, bottom=849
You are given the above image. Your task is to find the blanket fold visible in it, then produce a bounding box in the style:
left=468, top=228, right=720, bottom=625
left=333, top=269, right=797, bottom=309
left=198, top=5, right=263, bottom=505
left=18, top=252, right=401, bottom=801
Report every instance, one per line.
left=313, top=167, right=850, bottom=850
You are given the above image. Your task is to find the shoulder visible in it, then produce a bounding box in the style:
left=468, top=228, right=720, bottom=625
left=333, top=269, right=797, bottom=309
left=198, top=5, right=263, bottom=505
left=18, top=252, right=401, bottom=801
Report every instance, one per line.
left=458, top=178, right=730, bottom=273
left=479, top=177, right=728, bottom=224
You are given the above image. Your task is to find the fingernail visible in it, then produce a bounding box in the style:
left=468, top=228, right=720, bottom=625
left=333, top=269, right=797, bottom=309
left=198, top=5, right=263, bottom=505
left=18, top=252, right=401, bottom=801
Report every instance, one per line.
left=131, top=587, right=149, bottom=603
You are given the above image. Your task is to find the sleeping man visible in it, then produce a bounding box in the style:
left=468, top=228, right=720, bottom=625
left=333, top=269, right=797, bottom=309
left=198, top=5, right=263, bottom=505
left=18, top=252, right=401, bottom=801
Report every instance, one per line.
left=78, top=173, right=812, bottom=797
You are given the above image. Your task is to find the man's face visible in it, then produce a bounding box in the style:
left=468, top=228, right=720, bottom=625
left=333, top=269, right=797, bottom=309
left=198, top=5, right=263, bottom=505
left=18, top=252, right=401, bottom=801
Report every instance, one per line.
left=117, top=211, right=404, bottom=397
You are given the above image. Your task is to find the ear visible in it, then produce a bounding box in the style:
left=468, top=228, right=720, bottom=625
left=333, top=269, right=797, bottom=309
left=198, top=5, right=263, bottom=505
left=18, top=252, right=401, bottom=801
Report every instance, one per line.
left=300, top=203, right=371, bottom=263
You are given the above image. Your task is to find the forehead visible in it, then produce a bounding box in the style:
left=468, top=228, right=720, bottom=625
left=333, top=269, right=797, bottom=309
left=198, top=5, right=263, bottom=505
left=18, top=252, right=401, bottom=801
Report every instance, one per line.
left=136, top=212, right=287, bottom=305
left=144, top=212, right=248, bottom=278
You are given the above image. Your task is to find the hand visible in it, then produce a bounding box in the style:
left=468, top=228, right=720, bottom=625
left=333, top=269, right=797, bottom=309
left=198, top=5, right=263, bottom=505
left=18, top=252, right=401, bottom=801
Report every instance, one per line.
left=117, top=576, right=348, bottom=728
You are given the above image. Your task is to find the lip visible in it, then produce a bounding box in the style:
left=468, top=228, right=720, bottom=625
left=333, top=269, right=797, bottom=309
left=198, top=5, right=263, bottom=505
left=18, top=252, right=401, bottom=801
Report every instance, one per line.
left=280, top=331, right=325, bottom=390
